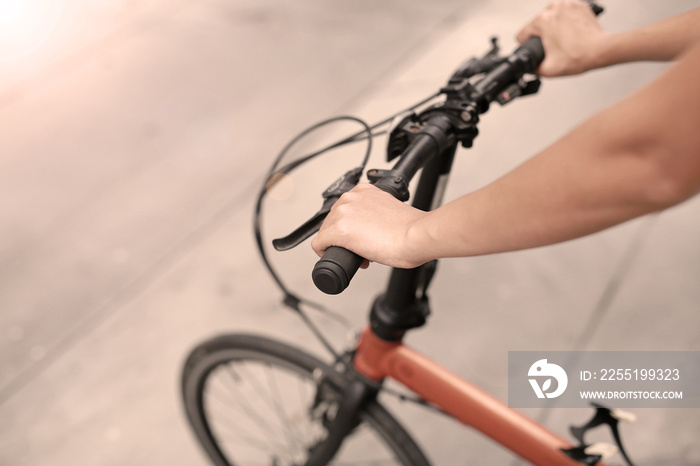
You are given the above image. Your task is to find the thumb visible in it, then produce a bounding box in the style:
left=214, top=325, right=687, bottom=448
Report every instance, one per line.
left=516, top=17, right=541, bottom=44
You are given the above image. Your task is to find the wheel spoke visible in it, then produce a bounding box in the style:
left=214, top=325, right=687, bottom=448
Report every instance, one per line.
left=262, top=360, right=309, bottom=451
left=228, top=361, right=300, bottom=453
left=205, top=375, right=291, bottom=455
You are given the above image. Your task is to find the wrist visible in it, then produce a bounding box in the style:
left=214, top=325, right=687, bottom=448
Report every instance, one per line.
left=583, top=31, right=615, bottom=71
left=403, top=212, right=439, bottom=267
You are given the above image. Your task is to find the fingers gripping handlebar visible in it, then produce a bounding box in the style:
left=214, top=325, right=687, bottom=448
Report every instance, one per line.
left=312, top=169, right=416, bottom=295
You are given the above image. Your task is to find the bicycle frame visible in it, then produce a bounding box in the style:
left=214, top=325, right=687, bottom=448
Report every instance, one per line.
left=354, top=326, right=602, bottom=466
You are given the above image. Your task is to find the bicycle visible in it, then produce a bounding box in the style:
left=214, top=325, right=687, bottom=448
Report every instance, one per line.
left=181, top=2, right=639, bottom=465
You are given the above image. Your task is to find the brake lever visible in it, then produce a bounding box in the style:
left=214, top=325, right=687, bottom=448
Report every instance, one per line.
left=451, top=37, right=504, bottom=80
left=272, top=167, right=362, bottom=251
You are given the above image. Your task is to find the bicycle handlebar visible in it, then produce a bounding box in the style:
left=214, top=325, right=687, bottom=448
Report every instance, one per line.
left=311, top=3, right=602, bottom=295
left=312, top=38, right=547, bottom=294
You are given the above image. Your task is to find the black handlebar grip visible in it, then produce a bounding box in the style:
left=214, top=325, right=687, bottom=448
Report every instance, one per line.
left=312, top=246, right=364, bottom=295
left=518, top=36, right=545, bottom=72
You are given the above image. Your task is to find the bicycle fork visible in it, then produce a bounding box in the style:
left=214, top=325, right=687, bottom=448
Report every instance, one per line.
left=304, top=374, right=378, bottom=466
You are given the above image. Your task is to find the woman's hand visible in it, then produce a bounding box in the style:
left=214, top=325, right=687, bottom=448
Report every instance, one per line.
left=311, top=183, right=431, bottom=269
left=517, top=0, right=608, bottom=77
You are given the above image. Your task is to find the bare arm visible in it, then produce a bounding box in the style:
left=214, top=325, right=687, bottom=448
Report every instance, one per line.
left=312, top=42, right=700, bottom=268
left=517, top=2, right=700, bottom=76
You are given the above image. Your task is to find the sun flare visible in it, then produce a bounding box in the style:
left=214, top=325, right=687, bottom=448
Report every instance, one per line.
left=0, top=0, right=61, bottom=60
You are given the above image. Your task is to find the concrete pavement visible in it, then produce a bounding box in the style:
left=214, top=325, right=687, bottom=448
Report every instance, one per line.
left=1, top=0, right=698, bottom=465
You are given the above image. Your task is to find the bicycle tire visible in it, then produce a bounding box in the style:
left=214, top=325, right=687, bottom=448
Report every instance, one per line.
left=181, top=333, right=430, bottom=466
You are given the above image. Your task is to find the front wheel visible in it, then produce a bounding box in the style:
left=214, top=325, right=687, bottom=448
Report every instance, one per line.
left=181, top=333, right=430, bottom=466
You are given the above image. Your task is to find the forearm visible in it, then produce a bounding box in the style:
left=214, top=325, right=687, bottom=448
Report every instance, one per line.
left=595, top=8, right=700, bottom=67
left=411, top=131, right=663, bottom=260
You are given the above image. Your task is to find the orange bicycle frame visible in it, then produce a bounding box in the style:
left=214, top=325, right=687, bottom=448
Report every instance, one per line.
left=353, top=326, right=605, bottom=466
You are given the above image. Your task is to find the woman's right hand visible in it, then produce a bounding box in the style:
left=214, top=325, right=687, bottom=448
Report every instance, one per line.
left=517, top=0, right=608, bottom=77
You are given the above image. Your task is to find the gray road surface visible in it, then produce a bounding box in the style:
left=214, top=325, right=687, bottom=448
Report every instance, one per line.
left=1, top=1, right=698, bottom=465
